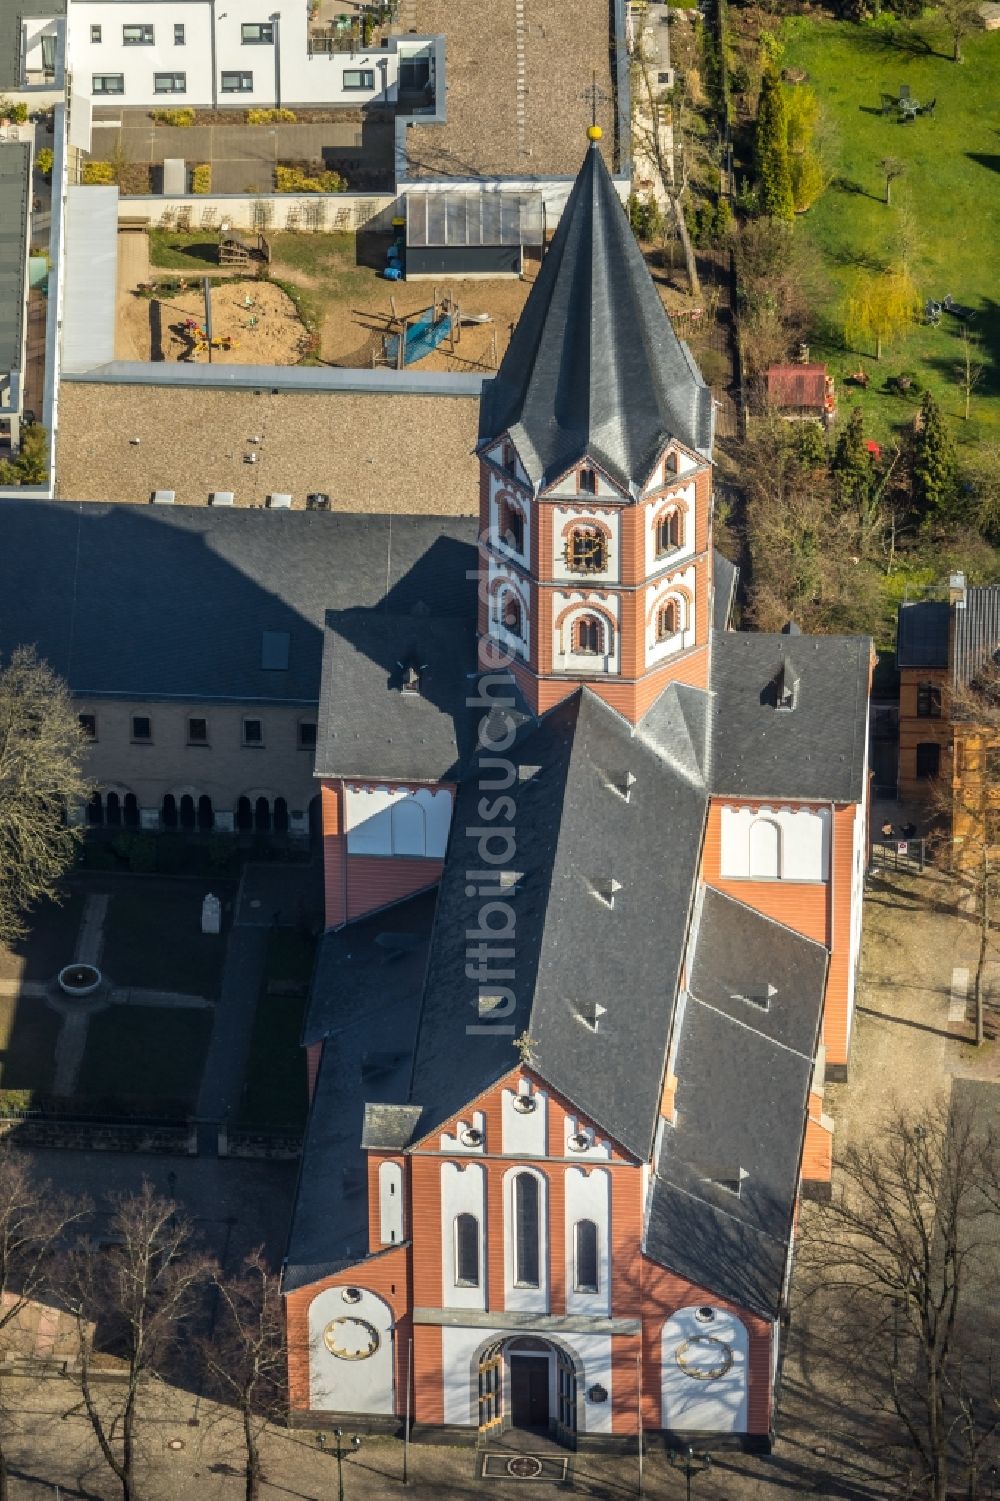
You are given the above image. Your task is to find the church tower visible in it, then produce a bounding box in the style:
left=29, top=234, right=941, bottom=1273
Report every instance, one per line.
left=476, top=130, right=716, bottom=725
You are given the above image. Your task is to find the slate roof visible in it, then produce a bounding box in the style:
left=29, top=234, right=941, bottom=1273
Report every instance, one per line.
left=315, top=611, right=478, bottom=782
left=0, top=502, right=476, bottom=705
left=406, top=685, right=709, bottom=1161
left=712, top=549, right=738, bottom=634
left=897, top=601, right=949, bottom=669
left=0, top=143, right=31, bottom=380
left=710, top=631, right=871, bottom=802
left=953, top=586, right=1000, bottom=690
left=477, top=142, right=713, bottom=493
left=646, top=887, right=829, bottom=1319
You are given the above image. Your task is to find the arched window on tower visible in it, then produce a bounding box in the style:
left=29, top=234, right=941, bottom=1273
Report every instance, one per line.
left=574, top=615, right=605, bottom=655
left=566, top=526, right=607, bottom=574
left=657, top=600, right=680, bottom=641
left=499, top=592, right=523, bottom=639
left=656, top=509, right=681, bottom=555
left=500, top=499, right=524, bottom=553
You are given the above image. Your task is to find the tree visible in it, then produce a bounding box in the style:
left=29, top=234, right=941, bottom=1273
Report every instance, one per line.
left=754, top=68, right=795, bottom=220
left=0, top=646, right=91, bottom=944
left=200, top=1252, right=287, bottom=1501
left=65, top=1184, right=214, bottom=1501
left=0, top=426, right=48, bottom=488
left=913, top=390, right=958, bottom=518
left=832, top=405, right=873, bottom=509
left=845, top=264, right=920, bottom=359
left=0, top=1150, right=85, bottom=1501
left=936, top=0, right=981, bottom=60
left=879, top=155, right=906, bottom=205
left=957, top=326, right=984, bottom=422
left=785, top=86, right=826, bottom=213
left=734, top=218, right=827, bottom=378
left=803, top=1098, right=1000, bottom=1501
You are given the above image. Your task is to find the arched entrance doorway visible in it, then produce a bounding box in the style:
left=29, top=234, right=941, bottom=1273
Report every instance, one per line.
left=475, top=1335, right=580, bottom=1447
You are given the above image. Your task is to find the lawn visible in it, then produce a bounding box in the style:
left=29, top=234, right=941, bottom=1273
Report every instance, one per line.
left=780, top=16, right=999, bottom=449
left=101, top=882, right=231, bottom=998
left=76, top=1007, right=213, bottom=1114
left=0, top=889, right=84, bottom=986
left=235, top=928, right=314, bottom=1128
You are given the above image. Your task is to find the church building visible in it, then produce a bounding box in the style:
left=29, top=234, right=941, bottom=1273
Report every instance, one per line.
left=282, top=135, right=873, bottom=1450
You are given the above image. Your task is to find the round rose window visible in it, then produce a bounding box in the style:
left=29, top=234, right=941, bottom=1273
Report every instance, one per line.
left=675, top=1335, right=733, bottom=1381
left=323, top=1317, right=380, bottom=1361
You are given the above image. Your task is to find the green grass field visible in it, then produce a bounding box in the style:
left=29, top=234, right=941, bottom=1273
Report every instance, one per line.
left=780, top=16, right=999, bottom=450
left=76, top=1007, right=213, bottom=1114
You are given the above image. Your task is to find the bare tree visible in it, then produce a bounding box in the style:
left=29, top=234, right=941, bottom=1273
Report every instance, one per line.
left=199, top=1251, right=287, bottom=1501
left=936, top=0, right=981, bottom=61
left=0, top=646, right=91, bottom=944
left=802, top=1098, right=1000, bottom=1501
left=630, top=44, right=704, bottom=296
left=64, top=1184, right=214, bottom=1501
left=0, top=1148, right=86, bottom=1501
left=958, top=326, right=984, bottom=422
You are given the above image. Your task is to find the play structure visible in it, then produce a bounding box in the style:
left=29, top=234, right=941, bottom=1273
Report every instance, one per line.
left=218, top=225, right=272, bottom=270
left=375, top=291, right=496, bottom=369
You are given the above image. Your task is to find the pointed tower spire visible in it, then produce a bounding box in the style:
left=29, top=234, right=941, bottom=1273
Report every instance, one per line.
left=478, top=140, right=713, bottom=496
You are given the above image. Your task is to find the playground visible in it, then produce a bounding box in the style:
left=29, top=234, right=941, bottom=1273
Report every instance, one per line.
left=115, top=279, right=312, bottom=365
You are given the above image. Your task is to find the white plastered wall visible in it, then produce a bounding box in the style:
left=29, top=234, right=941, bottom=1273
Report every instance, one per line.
left=440, top=1161, right=487, bottom=1310
left=661, top=1305, right=749, bottom=1432
left=439, top=1326, right=612, bottom=1433
left=344, top=785, right=452, bottom=858
left=502, top=1165, right=549, bottom=1313
left=308, top=1285, right=395, bottom=1413
left=501, top=1080, right=547, bottom=1155
left=564, top=1167, right=611, bottom=1317
left=720, top=804, right=831, bottom=882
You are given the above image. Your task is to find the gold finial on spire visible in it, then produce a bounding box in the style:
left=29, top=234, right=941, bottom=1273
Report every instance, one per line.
left=587, top=124, right=603, bottom=142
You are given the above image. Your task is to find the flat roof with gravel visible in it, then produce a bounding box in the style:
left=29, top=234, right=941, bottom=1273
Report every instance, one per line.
left=55, top=383, right=482, bottom=511
left=404, top=0, right=617, bottom=179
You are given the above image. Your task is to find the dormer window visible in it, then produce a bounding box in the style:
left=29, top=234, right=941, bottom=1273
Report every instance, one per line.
left=773, top=661, right=799, bottom=711
left=566, top=527, right=607, bottom=573
left=665, top=451, right=679, bottom=475
left=656, top=509, right=681, bottom=555
left=578, top=467, right=598, bottom=496
left=575, top=615, right=604, bottom=655
left=500, top=498, right=524, bottom=553
left=502, top=440, right=516, bottom=474
left=657, top=601, right=679, bottom=641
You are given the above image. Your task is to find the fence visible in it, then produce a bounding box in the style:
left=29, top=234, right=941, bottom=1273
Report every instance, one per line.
left=118, top=191, right=398, bottom=236
left=870, top=838, right=927, bottom=876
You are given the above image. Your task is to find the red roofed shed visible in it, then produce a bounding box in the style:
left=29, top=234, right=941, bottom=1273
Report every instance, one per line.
left=766, top=363, right=837, bottom=427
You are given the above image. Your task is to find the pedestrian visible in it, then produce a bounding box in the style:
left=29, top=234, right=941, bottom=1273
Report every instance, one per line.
left=881, top=820, right=894, bottom=840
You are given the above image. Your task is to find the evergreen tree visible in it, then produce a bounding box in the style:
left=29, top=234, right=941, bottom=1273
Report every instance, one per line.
left=831, top=406, right=871, bottom=508
left=913, top=391, right=958, bottom=520
left=795, top=421, right=828, bottom=471
left=754, top=69, right=795, bottom=222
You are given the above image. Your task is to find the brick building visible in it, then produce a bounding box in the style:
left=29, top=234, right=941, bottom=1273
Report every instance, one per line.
left=282, top=139, right=874, bottom=1450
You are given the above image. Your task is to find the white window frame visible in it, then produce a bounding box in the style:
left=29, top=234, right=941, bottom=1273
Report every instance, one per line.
left=453, top=1213, right=481, bottom=1289
left=573, top=1219, right=600, bottom=1294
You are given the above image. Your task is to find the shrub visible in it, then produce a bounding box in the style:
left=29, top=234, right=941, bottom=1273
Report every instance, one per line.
left=111, top=831, right=157, bottom=872
left=81, top=160, right=115, bottom=185
left=34, top=147, right=53, bottom=177
left=208, top=834, right=238, bottom=870
left=754, top=68, right=795, bottom=221
left=246, top=107, right=297, bottom=124
left=152, top=107, right=195, bottom=127
left=0, top=100, right=29, bottom=125
left=274, top=164, right=346, bottom=194
left=191, top=162, right=211, bottom=194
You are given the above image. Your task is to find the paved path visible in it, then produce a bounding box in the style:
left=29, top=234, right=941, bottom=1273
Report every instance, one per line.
left=74, top=894, right=108, bottom=967
left=194, top=924, right=269, bottom=1154
left=51, top=1011, right=90, bottom=1097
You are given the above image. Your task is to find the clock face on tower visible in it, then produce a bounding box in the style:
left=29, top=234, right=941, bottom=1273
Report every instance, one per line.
left=323, top=1317, right=381, bottom=1360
